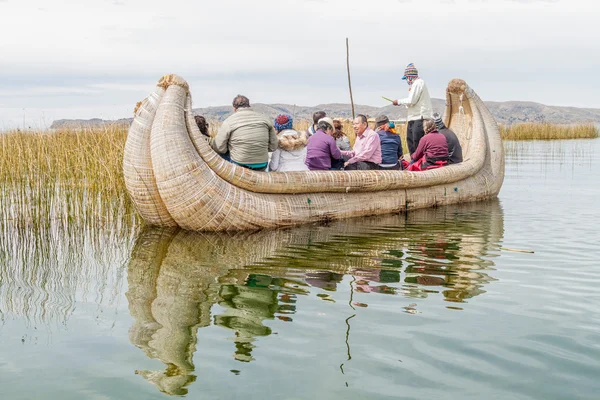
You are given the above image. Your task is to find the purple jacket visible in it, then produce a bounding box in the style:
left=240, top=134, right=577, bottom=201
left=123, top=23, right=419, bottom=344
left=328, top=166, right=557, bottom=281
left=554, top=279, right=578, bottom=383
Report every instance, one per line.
left=411, top=131, right=449, bottom=162
left=305, top=130, right=342, bottom=170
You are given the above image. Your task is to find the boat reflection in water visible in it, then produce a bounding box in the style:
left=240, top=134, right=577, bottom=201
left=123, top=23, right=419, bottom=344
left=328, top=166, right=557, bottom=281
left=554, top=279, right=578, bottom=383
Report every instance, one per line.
left=126, top=200, right=504, bottom=395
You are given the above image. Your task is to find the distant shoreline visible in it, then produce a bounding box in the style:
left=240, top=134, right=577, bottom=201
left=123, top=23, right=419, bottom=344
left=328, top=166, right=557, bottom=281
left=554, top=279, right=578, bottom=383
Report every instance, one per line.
left=47, top=98, right=600, bottom=130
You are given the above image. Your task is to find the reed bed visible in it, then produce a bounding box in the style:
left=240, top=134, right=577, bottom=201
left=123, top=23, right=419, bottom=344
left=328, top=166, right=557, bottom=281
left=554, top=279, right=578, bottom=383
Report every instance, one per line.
left=0, top=126, right=139, bottom=236
left=500, top=122, right=599, bottom=141
left=0, top=126, right=140, bottom=325
left=2, top=119, right=593, bottom=234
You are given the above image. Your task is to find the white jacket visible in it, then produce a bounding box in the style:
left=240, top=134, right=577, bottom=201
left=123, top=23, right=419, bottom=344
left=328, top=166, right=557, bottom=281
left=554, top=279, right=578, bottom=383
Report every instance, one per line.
left=397, top=78, right=433, bottom=121
left=268, top=130, right=309, bottom=172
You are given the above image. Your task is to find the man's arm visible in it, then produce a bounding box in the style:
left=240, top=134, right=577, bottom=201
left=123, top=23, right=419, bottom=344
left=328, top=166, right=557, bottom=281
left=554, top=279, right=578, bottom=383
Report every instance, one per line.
left=269, top=149, right=281, bottom=171
left=346, top=134, right=379, bottom=164
left=329, top=137, right=342, bottom=159
left=210, top=120, right=232, bottom=154
left=267, top=123, right=278, bottom=152
left=394, top=80, right=423, bottom=107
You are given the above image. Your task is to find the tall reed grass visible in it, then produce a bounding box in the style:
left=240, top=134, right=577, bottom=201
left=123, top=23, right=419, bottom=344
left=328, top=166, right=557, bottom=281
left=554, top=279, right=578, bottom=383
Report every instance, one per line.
left=0, top=126, right=139, bottom=236
left=500, top=122, right=599, bottom=141
left=0, top=126, right=139, bottom=326
left=2, top=120, right=594, bottom=236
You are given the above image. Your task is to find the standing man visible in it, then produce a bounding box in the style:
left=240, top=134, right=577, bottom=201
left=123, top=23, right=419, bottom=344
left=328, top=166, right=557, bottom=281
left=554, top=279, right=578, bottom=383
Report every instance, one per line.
left=392, top=63, right=433, bottom=154
left=210, top=95, right=278, bottom=171
left=341, top=114, right=382, bottom=170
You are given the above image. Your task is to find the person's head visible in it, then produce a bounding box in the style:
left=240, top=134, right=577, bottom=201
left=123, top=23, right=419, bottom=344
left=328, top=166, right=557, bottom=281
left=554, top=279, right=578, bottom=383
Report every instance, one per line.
left=332, top=119, right=345, bottom=139
left=232, top=95, right=250, bottom=111
left=423, top=119, right=437, bottom=134
left=375, top=115, right=390, bottom=131
left=313, top=111, right=326, bottom=126
left=317, top=117, right=335, bottom=136
left=401, top=63, right=419, bottom=85
left=352, top=114, right=368, bottom=136
left=333, top=119, right=343, bottom=131
left=432, top=112, right=445, bottom=130
left=278, top=130, right=308, bottom=151
left=274, top=114, right=293, bottom=133
left=194, top=115, right=209, bottom=136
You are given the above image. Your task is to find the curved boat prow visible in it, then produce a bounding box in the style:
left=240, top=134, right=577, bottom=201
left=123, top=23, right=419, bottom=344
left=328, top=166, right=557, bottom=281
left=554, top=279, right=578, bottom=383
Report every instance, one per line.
left=123, top=75, right=504, bottom=231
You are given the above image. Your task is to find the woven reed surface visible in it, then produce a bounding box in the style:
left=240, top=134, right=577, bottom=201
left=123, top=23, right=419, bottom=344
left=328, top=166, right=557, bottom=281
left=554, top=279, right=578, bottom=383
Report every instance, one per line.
left=187, top=105, right=484, bottom=194
left=123, top=75, right=504, bottom=231
left=123, top=86, right=177, bottom=226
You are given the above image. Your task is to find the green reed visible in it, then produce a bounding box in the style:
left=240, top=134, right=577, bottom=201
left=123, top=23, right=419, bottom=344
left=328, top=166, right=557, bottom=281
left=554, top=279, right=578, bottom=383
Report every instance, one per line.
left=0, top=126, right=139, bottom=233
left=4, top=120, right=592, bottom=235
left=500, top=123, right=599, bottom=141
left=0, top=126, right=140, bottom=326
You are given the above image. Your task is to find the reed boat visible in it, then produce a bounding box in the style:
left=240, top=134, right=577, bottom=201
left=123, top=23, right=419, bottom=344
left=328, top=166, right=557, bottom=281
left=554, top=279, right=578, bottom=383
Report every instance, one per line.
left=123, top=74, right=504, bottom=231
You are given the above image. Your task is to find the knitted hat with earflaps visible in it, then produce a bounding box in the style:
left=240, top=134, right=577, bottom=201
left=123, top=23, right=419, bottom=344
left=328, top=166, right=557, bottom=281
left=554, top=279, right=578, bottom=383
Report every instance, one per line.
left=402, top=63, right=419, bottom=85
left=433, top=112, right=445, bottom=130
left=402, top=63, right=418, bottom=79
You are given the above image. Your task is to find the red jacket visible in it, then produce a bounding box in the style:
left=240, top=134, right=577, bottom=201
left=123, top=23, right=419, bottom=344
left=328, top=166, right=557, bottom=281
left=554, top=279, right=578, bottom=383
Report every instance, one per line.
left=411, top=131, right=449, bottom=162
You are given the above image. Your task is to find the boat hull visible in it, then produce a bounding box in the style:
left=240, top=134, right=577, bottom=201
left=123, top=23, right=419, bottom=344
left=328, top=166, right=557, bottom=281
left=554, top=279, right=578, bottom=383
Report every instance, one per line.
left=123, top=75, right=504, bottom=231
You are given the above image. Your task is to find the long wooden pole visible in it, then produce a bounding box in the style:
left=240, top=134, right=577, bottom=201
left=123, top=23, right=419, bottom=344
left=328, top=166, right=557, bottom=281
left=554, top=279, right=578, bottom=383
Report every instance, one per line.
left=346, top=38, right=355, bottom=120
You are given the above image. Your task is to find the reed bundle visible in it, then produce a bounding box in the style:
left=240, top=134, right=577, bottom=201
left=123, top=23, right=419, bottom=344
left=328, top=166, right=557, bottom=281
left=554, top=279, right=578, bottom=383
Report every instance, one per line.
left=500, top=122, right=599, bottom=141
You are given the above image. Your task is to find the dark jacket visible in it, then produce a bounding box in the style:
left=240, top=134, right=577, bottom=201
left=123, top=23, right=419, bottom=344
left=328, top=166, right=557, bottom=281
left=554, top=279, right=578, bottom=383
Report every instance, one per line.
left=377, top=129, right=403, bottom=165
left=439, top=128, right=463, bottom=164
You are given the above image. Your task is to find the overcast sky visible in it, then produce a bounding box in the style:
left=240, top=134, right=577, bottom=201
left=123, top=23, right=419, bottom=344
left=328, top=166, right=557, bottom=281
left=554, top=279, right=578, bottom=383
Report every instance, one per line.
left=1, top=0, right=598, bottom=129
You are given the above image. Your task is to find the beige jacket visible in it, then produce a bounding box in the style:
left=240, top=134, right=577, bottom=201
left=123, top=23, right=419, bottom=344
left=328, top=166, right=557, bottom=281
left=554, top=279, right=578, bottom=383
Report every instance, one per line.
left=210, top=108, right=278, bottom=164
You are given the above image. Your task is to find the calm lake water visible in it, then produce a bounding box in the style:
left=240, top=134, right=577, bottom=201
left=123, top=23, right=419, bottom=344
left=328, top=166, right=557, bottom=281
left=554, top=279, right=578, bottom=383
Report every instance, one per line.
left=1, top=139, right=599, bottom=399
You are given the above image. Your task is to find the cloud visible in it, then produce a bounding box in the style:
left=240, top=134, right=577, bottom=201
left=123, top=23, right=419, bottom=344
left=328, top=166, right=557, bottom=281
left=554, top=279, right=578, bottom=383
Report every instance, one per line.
left=0, top=0, right=597, bottom=129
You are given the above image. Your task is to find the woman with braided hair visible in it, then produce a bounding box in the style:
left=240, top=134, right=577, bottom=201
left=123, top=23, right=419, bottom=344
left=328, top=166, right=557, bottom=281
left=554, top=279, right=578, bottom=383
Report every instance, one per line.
left=268, top=114, right=309, bottom=172
left=407, top=119, right=449, bottom=171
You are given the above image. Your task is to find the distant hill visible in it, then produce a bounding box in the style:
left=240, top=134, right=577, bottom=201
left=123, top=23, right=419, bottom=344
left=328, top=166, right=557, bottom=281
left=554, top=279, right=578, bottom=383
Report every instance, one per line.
left=50, top=99, right=600, bottom=129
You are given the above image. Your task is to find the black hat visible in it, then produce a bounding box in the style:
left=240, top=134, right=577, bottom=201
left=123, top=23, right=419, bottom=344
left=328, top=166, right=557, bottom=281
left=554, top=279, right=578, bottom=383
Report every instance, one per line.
left=375, top=115, right=390, bottom=127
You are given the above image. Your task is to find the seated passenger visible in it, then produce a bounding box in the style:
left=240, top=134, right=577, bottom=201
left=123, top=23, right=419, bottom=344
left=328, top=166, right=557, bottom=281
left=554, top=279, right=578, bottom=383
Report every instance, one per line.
left=308, top=110, right=326, bottom=136
left=210, top=94, right=278, bottom=171
left=305, top=117, right=343, bottom=171
left=407, top=119, right=449, bottom=171
left=333, top=119, right=351, bottom=151
left=341, top=114, right=382, bottom=170
left=433, top=112, right=463, bottom=164
left=269, top=114, right=309, bottom=172
left=375, top=115, right=403, bottom=170
left=194, top=115, right=210, bottom=137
